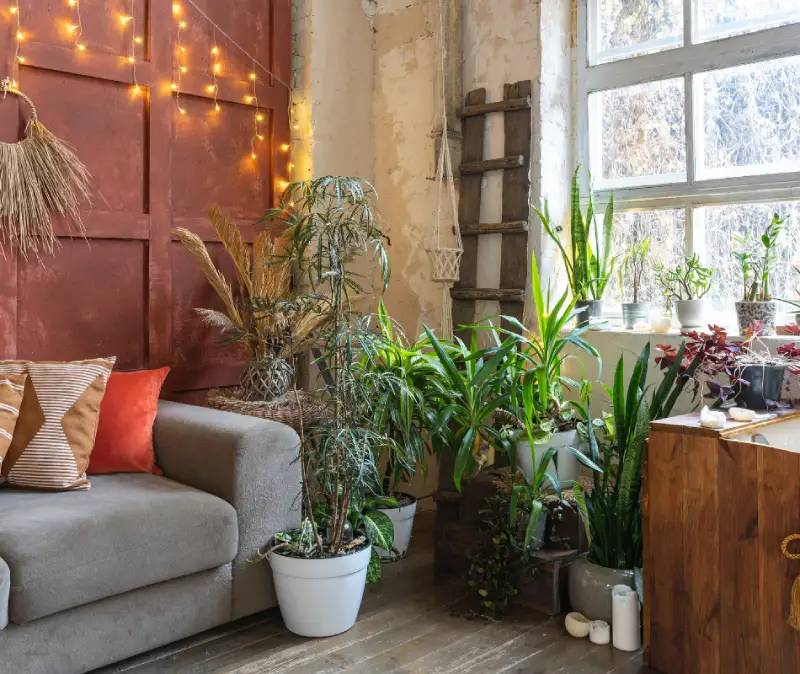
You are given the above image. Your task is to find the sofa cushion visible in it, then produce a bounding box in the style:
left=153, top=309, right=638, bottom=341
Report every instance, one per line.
left=0, top=473, right=238, bottom=624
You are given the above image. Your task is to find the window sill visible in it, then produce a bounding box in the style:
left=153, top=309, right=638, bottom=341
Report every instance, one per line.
left=582, top=325, right=800, bottom=343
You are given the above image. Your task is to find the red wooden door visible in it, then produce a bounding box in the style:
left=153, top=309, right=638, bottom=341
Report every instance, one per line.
left=0, top=0, right=290, bottom=403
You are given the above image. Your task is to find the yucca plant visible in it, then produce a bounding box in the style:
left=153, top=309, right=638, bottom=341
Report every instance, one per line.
left=537, top=166, right=615, bottom=301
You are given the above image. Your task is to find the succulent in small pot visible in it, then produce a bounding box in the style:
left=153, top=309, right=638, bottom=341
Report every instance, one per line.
left=732, top=213, right=785, bottom=336
left=537, top=166, right=616, bottom=327
left=618, top=238, right=651, bottom=329
left=654, top=254, right=713, bottom=328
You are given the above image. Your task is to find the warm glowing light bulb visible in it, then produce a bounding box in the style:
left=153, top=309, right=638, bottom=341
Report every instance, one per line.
left=251, top=152, right=257, bottom=159
left=211, top=46, right=219, bottom=55
left=178, top=21, right=186, bottom=29
left=127, top=56, right=135, bottom=64
left=76, top=43, right=86, bottom=51
left=278, top=180, right=289, bottom=190
left=66, top=23, right=78, bottom=33
left=120, top=15, right=132, bottom=25
left=256, top=113, right=264, bottom=122
left=281, top=144, right=290, bottom=151
left=288, top=201, right=295, bottom=208
left=213, top=63, right=221, bottom=74
left=11, top=80, right=17, bottom=87
left=206, top=84, right=216, bottom=93
left=17, top=56, right=24, bottom=63
left=249, top=73, right=257, bottom=80
left=179, top=107, right=186, bottom=115
left=179, top=66, right=187, bottom=73
left=292, top=124, right=299, bottom=130
left=170, top=83, right=178, bottom=90
left=214, top=104, right=220, bottom=112
left=178, top=46, right=186, bottom=53
left=257, top=135, right=264, bottom=141
left=16, top=31, right=23, bottom=40
left=172, top=3, right=181, bottom=14
left=10, top=6, right=17, bottom=14
left=134, top=36, right=143, bottom=44
left=67, top=0, right=76, bottom=6
left=132, top=85, right=141, bottom=95
left=245, top=95, right=255, bottom=103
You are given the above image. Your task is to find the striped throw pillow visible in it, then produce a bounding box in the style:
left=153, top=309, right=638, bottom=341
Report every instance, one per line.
left=2, top=358, right=116, bottom=491
left=0, top=363, right=28, bottom=470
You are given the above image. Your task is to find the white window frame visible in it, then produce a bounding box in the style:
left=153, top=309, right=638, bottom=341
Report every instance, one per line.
left=577, top=0, right=800, bottom=271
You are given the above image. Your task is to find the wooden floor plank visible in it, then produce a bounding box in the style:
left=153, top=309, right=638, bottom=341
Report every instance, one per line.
left=105, top=511, right=648, bottom=674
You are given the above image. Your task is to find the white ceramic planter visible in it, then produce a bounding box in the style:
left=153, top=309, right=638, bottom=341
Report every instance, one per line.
left=377, top=497, right=417, bottom=560
left=675, top=299, right=707, bottom=328
left=269, top=542, right=371, bottom=637
left=517, top=430, right=583, bottom=486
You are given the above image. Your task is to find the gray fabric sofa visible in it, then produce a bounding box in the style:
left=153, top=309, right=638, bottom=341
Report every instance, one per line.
left=0, top=401, right=301, bottom=674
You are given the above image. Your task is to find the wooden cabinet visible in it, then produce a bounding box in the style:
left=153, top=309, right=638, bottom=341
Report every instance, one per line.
left=644, top=412, right=800, bottom=674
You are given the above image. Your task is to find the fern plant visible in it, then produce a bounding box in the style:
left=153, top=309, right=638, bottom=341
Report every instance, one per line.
left=537, top=166, right=615, bottom=301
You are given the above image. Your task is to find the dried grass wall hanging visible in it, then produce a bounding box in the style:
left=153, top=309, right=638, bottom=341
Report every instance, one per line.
left=0, top=77, right=90, bottom=258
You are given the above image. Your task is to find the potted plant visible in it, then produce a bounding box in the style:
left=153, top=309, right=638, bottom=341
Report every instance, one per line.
left=251, top=177, right=397, bottom=637
left=357, top=300, right=444, bottom=559
left=496, top=253, right=600, bottom=486
left=537, top=166, right=615, bottom=327
left=654, top=253, right=713, bottom=328
left=732, top=213, right=785, bottom=336
left=618, top=238, right=651, bottom=329
left=173, top=206, right=328, bottom=401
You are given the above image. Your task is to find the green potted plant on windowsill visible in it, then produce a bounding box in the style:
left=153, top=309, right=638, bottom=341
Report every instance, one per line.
left=618, top=238, right=651, bottom=329
left=733, top=213, right=786, bottom=336
left=537, top=166, right=616, bottom=327
left=251, top=176, right=397, bottom=638
left=654, top=253, right=713, bottom=328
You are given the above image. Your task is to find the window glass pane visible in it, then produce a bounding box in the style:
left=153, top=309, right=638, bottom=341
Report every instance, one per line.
left=697, top=0, right=800, bottom=42
left=700, top=202, right=800, bottom=314
left=596, top=0, right=683, bottom=63
left=698, top=56, right=800, bottom=179
left=593, top=78, right=686, bottom=189
left=606, top=209, right=686, bottom=310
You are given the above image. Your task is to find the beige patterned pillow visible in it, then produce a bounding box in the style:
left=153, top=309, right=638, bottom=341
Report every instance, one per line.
left=0, top=363, right=27, bottom=469
left=2, top=358, right=116, bottom=491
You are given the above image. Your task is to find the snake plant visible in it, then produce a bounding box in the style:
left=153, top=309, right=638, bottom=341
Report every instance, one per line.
left=537, top=166, right=616, bottom=302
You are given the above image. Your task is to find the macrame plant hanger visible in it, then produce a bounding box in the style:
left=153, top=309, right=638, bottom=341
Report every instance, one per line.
left=427, top=0, right=462, bottom=341
left=0, top=77, right=90, bottom=258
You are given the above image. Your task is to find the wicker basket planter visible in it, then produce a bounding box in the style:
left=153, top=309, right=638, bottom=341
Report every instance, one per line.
left=207, top=388, right=327, bottom=432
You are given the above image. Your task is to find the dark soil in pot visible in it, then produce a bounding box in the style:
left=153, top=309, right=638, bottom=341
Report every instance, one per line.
left=735, top=364, right=785, bottom=410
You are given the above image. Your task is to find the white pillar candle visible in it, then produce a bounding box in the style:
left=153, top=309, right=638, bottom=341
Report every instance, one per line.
left=611, top=584, right=641, bottom=652
left=589, top=620, right=611, bottom=645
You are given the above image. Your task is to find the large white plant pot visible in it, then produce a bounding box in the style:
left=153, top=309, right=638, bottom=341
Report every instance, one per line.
left=269, top=542, right=371, bottom=637
left=377, top=497, right=417, bottom=560
left=517, top=430, right=582, bottom=486
left=675, top=299, right=707, bottom=328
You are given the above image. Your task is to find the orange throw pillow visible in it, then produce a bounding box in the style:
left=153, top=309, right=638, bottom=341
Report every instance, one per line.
left=88, top=367, right=169, bottom=475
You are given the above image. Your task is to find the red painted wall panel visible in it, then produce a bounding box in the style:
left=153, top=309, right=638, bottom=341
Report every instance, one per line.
left=0, top=0, right=291, bottom=399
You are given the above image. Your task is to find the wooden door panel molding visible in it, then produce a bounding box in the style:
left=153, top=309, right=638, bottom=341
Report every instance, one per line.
left=0, top=0, right=291, bottom=392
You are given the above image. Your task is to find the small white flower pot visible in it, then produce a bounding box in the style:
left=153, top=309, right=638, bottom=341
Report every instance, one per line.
left=269, top=542, right=371, bottom=637
left=675, top=299, right=707, bottom=328
left=377, top=496, right=417, bottom=560
left=517, top=429, right=583, bottom=486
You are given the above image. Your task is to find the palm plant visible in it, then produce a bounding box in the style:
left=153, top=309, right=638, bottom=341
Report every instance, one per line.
left=537, top=166, right=615, bottom=301
left=424, top=327, right=518, bottom=491
left=358, top=300, right=444, bottom=496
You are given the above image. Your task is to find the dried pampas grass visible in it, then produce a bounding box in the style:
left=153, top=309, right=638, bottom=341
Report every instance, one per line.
left=0, top=79, right=90, bottom=258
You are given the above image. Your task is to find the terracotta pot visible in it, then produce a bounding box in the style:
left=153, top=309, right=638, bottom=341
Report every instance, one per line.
left=568, top=556, right=634, bottom=622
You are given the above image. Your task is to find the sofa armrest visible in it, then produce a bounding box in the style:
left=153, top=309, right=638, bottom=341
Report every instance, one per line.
left=153, top=400, right=301, bottom=619
left=0, top=556, right=9, bottom=630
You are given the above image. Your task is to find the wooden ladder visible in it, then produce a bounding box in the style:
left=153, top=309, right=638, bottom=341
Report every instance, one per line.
left=451, top=80, right=532, bottom=339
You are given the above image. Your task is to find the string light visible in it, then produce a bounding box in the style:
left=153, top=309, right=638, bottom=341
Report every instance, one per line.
left=66, top=0, right=85, bottom=52
left=125, top=0, right=139, bottom=94
left=209, top=29, right=220, bottom=113
left=248, top=59, right=262, bottom=161
left=11, top=1, right=22, bottom=86
left=173, top=10, right=186, bottom=115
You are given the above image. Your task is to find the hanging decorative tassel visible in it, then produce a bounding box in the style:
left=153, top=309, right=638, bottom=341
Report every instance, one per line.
left=782, top=534, right=800, bottom=631
left=0, top=78, right=91, bottom=259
